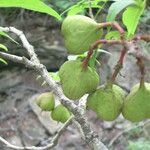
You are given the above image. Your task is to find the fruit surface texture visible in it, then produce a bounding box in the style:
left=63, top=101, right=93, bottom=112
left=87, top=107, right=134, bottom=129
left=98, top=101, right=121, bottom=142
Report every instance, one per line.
left=61, top=15, right=102, bottom=54
left=51, top=104, right=71, bottom=123
left=36, top=92, right=55, bottom=111
left=122, top=82, right=150, bottom=122
left=59, top=60, right=100, bottom=100
left=87, top=84, right=125, bottom=121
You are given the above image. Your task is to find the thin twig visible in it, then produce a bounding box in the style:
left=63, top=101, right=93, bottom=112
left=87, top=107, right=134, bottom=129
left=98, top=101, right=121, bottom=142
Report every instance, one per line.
left=0, top=51, right=35, bottom=68
left=0, top=117, right=73, bottom=150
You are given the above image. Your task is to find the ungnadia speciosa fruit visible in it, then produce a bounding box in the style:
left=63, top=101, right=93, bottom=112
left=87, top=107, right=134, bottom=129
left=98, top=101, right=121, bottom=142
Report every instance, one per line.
left=87, top=83, right=125, bottom=121
left=36, top=92, right=55, bottom=111
left=51, top=104, right=71, bottom=123
left=59, top=60, right=100, bottom=100
left=36, top=92, right=71, bottom=123
left=61, top=15, right=103, bottom=55
left=122, top=82, right=150, bottom=122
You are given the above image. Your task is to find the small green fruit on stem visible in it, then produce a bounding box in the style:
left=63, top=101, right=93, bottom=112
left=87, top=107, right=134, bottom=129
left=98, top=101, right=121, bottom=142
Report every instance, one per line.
left=59, top=60, right=100, bottom=100
left=61, top=15, right=103, bottom=55
left=87, top=83, right=125, bottom=121
left=122, top=54, right=149, bottom=122
left=36, top=92, right=55, bottom=111
left=51, top=104, right=71, bottom=123
left=122, top=82, right=150, bottom=122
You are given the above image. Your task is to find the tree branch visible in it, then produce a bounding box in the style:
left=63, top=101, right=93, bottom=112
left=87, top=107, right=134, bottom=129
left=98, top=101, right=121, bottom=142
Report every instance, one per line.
left=0, top=51, right=35, bottom=68
left=0, top=26, right=108, bottom=150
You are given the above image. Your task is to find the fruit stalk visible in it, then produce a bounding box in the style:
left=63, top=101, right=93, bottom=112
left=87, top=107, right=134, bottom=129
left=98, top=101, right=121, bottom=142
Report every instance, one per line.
left=110, top=48, right=127, bottom=83
left=83, top=22, right=125, bottom=69
left=99, top=22, right=125, bottom=37
left=131, top=39, right=146, bottom=88
left=82, top=39, right=122, bottom=69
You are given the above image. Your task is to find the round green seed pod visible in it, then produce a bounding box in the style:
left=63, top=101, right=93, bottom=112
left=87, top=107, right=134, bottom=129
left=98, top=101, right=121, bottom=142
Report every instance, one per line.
left=87, top=84, right=125, bottom=121
left=36, top=92, right=55, bottom=111
left=122, top=82, right=150, bottom=122
left=59, top=60, right=100, bottom=100
left=61, top=15, right=103, bottom=54
left=51, top=104, right=71, bottom=123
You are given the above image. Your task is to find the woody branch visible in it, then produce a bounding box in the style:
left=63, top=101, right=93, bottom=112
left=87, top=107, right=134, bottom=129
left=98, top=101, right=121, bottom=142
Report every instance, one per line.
left=0, top=26, right=108, bottom=150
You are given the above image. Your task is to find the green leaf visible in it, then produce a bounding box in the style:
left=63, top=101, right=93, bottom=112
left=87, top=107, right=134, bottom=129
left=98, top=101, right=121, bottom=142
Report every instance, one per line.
left=36, top=72, right=60, bottom=83
left=49, top=72, right=60, bottom=82
left=0, top=58, right=7, bottom=64
left=105, top=31, right=128, bottom=40
left=67, top=5, right=84, bottom=16
left=123, top=0, right=146, bottom=36
left=107, top=0, right=135, bottom=21
left=65, top=0, right=104, bottom=16
left=89, top=49, right=98, bottom=69
left=0, top=0, right=61, bottom=20
left=105, top=31, right=121, bottom=39
left=61, top=0, right=85, bottom=16
left=81, top=1, right=102, bottom=9
left=0, top=44, right=8, bottom=51
left=0, top=30, right=19, bottom=45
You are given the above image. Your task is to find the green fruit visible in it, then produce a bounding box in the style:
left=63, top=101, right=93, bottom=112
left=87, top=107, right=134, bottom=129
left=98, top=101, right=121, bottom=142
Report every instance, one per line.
left=122, top=82, right=150, bottom=122
left=113, top=84, right=125, bottom=100
left=59, top=60, right=100, bottom=100
left=61, top=15, right=103, bottom=55
left=87, top=84, right=125, bottom=121
left=51, top=104, right=71, bottom=123
left=36, top=92, right=55, bottom=111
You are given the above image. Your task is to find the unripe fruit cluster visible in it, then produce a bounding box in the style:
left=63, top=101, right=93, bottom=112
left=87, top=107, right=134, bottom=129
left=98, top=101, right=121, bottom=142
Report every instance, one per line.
left=59, top=58, right=150, bottom=122
left=36, top=92, right=71, bottom=123
left=87, top=82, right=150, bottom=122
left=60, top=15, right=150, bottom=122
